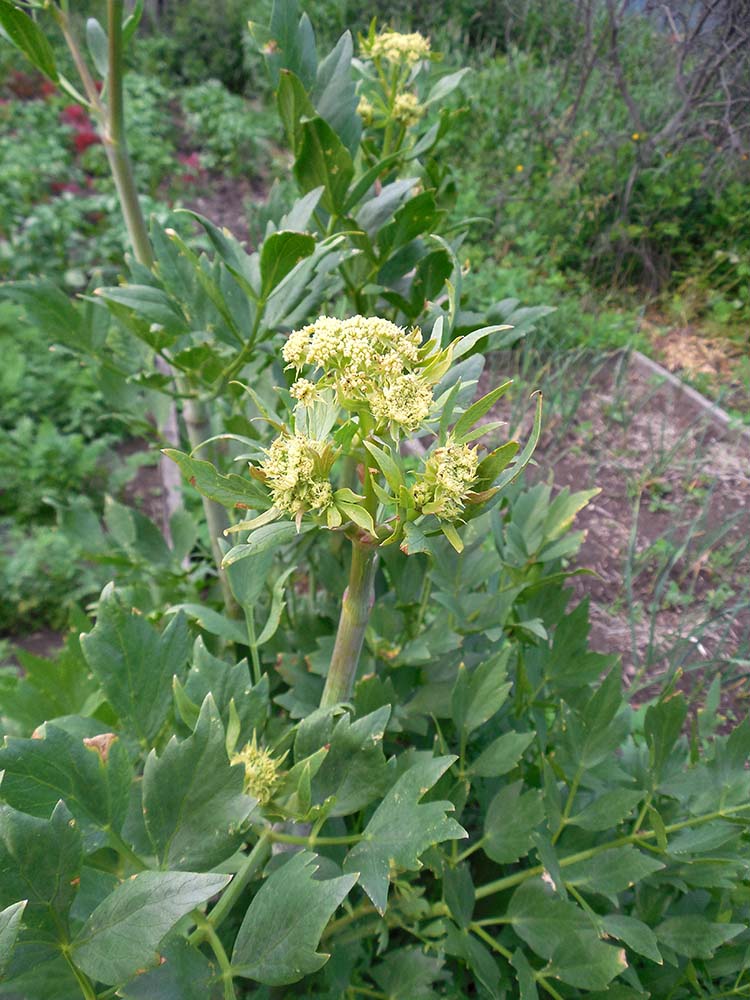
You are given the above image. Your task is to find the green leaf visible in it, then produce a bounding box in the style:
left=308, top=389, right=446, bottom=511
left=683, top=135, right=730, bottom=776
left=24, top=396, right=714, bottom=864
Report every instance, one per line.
left=343, top=755, right=466, bottom=914
left=85, top=17, right=108, bottom=75
left=0, top=632, right=99, bottom=734
left=469, top=730, right=535, bottom=777
left=509, top=880, right=627, bottom=990
left=312, top=31, right=361, bottom=153
left=122, top=0, right=144, bottom=46
left=0, top=724, right=131, bottom=836
left=460, top=647, right=512, bottom=736
left=163, top=449, right=269, bottom=510
left=336, top=500, right=375, bottom=535
left=223, top=521, right=312, bottom=568
left=445, top=925, right=501, bottom=999
left=232, top=851, right=356, bottom=985
left=568, top=789, right=644, bottom=832
left=94, top=285, right=186, bottom=335
left=142, top=695, right=256, bottom=870
left=645, top=693, right=687, bottom=781
left=73, top=871, right=230, bottom=985
left=493, top=391, right=543, bottom=491
left=184, top=639, right=269, bottom=746
left=483, top=781, right=544, bottom=864
left=0, top=1, right=58, bottom=81
left=363, top=440, right=403, bottom=493
left=0, top=802, right=81, bottom=937
left=294, top=116, right=354, bottom=214
left=424, top=68, right=471, bottom=107
left=277, top=68, right=316, bottom=151
left=601, top=915, right=662, bottom=964
left=655, top=915, right=745, bottom=959
left=167, top=602, right=248, bottom=645
left=81, top=584, right=190, bottom=746
left=452, top=381, right=513, bottom=443
left=511, top=948, right=539, bottom=999
left=0, top=900, right=26, bottom=978
left=259, top=230, right=316, bottom=299
left=563, top=846, right=664, bottom=895
left=443, top=863, right=474, bottom=929
left=371, top=946, right=446, bottom=999
left=120, top=936, right=217, bottom=999
left=297, top=707, right=391, bottom=817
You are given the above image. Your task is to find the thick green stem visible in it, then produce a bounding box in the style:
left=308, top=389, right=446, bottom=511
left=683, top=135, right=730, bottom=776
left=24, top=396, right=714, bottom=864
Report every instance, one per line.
left=103, top=2, right=236, bottom=609
left=104, top=0, right=152, bottom=268
left=320, top=542, right=377, bottom=707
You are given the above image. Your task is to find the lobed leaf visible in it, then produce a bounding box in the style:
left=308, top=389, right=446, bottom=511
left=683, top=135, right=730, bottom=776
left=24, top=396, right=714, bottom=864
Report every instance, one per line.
left=232, top=851, right=356, bottom=985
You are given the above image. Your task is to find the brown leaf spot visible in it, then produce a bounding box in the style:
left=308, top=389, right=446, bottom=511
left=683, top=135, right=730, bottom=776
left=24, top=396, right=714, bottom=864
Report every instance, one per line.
left=83, top=733, right=118, bottom=764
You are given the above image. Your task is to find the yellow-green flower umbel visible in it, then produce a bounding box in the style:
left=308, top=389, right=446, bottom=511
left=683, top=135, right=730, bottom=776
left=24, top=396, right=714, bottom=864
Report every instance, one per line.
left=261, top=433, right=335, bottom=516
left=392, top=92, right=424, bottom=127
left=365, top=29, right=431, bottom=65
left=282, top=314, right=444, bottom=434
left=413, top=440, right=480, bottom=521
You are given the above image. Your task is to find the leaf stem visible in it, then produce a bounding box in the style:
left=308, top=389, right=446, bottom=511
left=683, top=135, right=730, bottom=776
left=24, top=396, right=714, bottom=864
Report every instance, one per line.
left=106, top=827, right=147, bottom=872
left=261, top=827, right=365, bottom=847
left=453, top=837, right=486, bottom=864
left=61, top=947, right=97, bottom=1000
left=470, top=925, right=565, bottom=1000
left=245, top=606, right=262, bottom=685
left=551, top=766, right=583, bottom=845
left=322, top=901, right=378, bottom=940
left=320, top=541, right=378, bottom=707
left=474, top=802, right=750, bottom=902
left=191, top=834, right=271, bottom=941
left=196, top=916, right=237, bottom=1000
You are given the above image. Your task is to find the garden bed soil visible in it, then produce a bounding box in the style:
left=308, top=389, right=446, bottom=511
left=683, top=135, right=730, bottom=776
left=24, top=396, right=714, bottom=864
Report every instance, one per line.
left=488, top=348, right=750, bottom=713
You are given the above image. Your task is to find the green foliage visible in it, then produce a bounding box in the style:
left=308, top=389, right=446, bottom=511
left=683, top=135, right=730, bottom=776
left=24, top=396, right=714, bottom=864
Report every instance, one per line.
left=181, top=80, right=278, bottom=176
left=2, top=2, right=750, bottom=998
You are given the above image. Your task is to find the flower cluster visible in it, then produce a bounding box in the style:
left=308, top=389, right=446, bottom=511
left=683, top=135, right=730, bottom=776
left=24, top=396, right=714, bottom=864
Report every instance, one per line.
left=260, top=433, right=334, bottom=515
left=412, top=441, right=479, bottom=521
left=231, top=736, right=282, bottom=804
left=284, top=315, right=435, bottom=433
left=357, top=94, right=375, bottom=126
left=365, top=29, right=431, bottom=65
left=392, top=92, right=424, bottom=127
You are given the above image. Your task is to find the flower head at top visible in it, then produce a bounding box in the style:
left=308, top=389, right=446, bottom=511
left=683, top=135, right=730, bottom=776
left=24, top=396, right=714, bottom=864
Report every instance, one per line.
left=283, top=314, right=439, bottom=434
left=365, top=29, right=431, bottom=66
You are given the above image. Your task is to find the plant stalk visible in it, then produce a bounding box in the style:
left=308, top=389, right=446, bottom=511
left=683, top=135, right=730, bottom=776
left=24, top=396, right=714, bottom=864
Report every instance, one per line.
left=102, top=2, right=235, bottom=607
left=320, top=541, right=377, bottom=707
left=190, top=834, right=272, bottom=941
left=104, top=0, right=152, bottom=268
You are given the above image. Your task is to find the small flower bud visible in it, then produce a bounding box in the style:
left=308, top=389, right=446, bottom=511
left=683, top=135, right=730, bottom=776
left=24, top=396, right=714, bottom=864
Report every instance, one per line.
left=231, top=736, right=281, bottom=804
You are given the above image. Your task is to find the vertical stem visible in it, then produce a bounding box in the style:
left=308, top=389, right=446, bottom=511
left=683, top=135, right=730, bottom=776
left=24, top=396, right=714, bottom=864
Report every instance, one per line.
left=104, top=1, right=237, bottom=612
left=104, top=0, right=152, bottom=268
left=320, top=541, right=377, bottom=708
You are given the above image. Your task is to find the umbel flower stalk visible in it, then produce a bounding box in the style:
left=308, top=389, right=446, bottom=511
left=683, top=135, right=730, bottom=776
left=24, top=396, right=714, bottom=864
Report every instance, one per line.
left=320, top=541, right=378, bottom=707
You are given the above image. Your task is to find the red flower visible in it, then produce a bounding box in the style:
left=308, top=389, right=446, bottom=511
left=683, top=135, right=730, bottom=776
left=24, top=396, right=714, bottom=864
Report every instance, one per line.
left=40, top=80, right=57, bottom=98
left=61, top=104, right=89, bottom=126
left=50, top=181, right=85, bottom=195
left=74, top=129, right=100, bottom=153
left=178, top=152, right=202, bottom=171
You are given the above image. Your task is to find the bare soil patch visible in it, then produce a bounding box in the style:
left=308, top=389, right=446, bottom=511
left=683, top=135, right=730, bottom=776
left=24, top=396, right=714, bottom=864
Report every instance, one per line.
left=490, top=349, right=750, bottom=710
